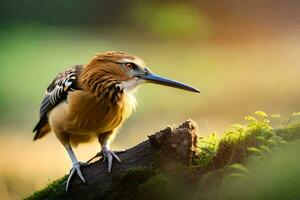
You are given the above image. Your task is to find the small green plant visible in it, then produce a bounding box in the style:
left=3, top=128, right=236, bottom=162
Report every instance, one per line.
left=196, top=111, right=300, bottom=200
left=195, top=133, right=219, bottom=166
left=200, top=111, right=291, bottom=169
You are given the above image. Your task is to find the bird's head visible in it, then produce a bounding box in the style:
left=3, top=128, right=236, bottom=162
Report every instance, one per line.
left=81, top=51, right=200, bottom=95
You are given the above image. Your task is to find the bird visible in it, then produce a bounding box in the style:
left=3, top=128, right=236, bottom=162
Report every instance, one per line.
left=33, top=51, right=200, bottom=191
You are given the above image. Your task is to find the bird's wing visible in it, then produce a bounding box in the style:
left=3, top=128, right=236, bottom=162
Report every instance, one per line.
left=39, top=65, right=83, bottom=118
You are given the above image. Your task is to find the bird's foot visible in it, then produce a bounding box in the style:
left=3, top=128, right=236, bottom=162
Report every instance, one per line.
left=65, top=162, right=87, bottom=191
left=101, top=147, right=121, bottom=173
left=87, top=149, right=125, bottom=164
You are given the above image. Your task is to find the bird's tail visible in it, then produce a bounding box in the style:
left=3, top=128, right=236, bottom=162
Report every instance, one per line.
left=33, top=117, right=51, bottom=140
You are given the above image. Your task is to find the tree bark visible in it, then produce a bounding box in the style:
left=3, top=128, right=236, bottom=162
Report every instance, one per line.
left=61, top=120, right=198, bottom=199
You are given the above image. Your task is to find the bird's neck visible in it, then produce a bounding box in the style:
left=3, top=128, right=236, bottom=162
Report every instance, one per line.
left=79, top=66, right=137, bottom=109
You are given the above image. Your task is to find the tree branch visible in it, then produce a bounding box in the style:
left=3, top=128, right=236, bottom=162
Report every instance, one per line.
left=28, top=120, right=198, bottom=200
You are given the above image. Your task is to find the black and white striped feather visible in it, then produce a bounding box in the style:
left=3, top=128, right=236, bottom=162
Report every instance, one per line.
left=39, top=65, right=82, bottom=118
left=33, top=65, right=82, bottom=135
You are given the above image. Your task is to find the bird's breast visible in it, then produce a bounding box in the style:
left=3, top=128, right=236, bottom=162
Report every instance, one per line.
left=49, top=90, right=136, bottom=135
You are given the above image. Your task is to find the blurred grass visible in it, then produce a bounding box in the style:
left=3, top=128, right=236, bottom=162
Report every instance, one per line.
left=217, top=140, right=300, bottom=200
left=1, top=24, right=300, bottom=199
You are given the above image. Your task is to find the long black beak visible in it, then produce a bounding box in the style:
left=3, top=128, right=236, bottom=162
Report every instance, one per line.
left=136, top=73, right=200, bottom=93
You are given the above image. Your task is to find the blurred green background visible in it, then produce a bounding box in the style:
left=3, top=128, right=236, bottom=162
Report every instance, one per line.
left=0, top=0, right=300, bottom=199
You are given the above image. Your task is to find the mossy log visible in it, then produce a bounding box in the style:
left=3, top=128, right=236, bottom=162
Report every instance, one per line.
left=28, top=120, right=198, bottom=200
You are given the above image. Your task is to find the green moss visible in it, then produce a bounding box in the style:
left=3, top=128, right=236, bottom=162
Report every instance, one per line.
left=120, top=167, right=155, bottom=184
left=104, top=168, right=156, bottom=200
left=138, top=174, right=178, bottom=200
left=194, top=111, right=293, bottom=170
left=276, top=121, right=300, bottom=142
left=25, top=176, right=67, bottom=200
left=194, top=133, right=219, bottom=167
left=195, top=111, right=300, bottom=200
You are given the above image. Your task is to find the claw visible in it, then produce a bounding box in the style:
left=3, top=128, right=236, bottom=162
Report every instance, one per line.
left=65, top=162, right=86, bottom=191
left=87, top=150, right=125, bottom=164
left=101, top=147, right=122, bottom=173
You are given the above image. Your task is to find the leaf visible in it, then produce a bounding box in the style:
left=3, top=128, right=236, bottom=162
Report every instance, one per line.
left=226, top=173, right=248, bottom=179
left=279, top=140, right=288, bottom=146
left=245, top=116, right=257, bottom=122
left=247, top=147, right=262, bottom=155
left=267, top=139, right=277, bottom=146
left=259, top=145, right=272, bottom=155
left=228, top=163, right=250, bottom=174
left=256, top=136, right=266, bottom=142
left=255, top=111, right=268, bottom=118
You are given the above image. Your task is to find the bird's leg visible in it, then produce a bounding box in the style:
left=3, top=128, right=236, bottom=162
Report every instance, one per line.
left=64, top=143, right=86, bottom=191
left=101, top=144, right=121, bottom=173
left=97, top=131, right=121, bottom=173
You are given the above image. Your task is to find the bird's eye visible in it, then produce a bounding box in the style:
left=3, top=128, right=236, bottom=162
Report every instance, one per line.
left=125, top=63, right=137, bottom=70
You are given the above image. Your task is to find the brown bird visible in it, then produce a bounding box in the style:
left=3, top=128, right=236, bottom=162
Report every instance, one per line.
left=33, top=51, right=199, bottom=191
